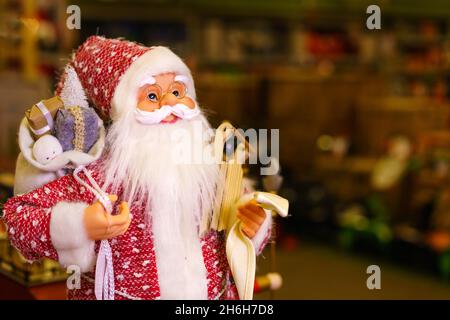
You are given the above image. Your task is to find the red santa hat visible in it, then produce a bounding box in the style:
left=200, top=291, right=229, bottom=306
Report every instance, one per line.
left=56, top=36, right=196, bottom=121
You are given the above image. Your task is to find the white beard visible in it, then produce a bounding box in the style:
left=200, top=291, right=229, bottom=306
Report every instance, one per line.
left=101, top=110, right=220, bottom=299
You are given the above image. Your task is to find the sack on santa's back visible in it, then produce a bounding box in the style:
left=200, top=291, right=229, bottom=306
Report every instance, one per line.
left=15, top=102, right=105, bottom=195
left=25, top=96, right=63, bottom=139
left=54, top=105, right=100, bottom=153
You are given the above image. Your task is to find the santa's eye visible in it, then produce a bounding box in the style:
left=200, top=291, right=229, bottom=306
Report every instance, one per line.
left=168, top=81, right=186, bottom=99
left=46, top=157, right=49, bottom=160
left=147, top=93, right=158, bottom=102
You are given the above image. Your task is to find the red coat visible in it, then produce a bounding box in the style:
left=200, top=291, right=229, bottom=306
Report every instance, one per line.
left=2, top=160, right=270, bottom=300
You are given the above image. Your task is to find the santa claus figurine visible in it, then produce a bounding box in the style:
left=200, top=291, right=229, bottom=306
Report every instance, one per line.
left=2, top=36, right=272, bottom=300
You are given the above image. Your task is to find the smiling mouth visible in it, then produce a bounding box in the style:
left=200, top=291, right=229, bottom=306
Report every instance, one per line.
left=161, top=115, right=179, bottom=124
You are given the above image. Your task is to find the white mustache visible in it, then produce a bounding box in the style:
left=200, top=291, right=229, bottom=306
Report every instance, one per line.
left=134, top=104, right=201, bottom=125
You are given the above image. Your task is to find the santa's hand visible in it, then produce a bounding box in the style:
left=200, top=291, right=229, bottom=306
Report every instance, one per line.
left=237, top=200, right=266, bottom=239
left=83, top=194, right=131, bottom=241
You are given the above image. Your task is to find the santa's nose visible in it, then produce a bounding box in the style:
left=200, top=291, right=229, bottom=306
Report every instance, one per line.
left=160, top=93, right=177, bottom=107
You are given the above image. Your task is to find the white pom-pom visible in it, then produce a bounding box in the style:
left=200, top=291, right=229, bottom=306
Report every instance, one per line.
left=266, top=272, right=283, bottom=290
left=32, top=135, right=63, bottom=165
left=60, top=65, right=89, bottom=109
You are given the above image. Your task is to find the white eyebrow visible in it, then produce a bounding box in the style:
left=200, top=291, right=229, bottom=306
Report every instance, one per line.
left=138, top=76, right=156, bottom=87
left=174, top=75, right=189, bottom=83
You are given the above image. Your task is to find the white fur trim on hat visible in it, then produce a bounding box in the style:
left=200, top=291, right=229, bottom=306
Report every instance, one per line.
left=111, top=46, right=196, bottom=121
left=50, top=201, right=96, bottom=272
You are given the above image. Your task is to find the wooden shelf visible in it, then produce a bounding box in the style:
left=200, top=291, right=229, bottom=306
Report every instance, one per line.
left=0, top=272, right=66, bottom=300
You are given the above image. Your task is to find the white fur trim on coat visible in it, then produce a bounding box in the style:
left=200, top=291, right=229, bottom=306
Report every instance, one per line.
left=111, top=46, right=196, bottom=121
left=50, top=201, right=95, bottom=272
left=153, top=229, right=209, bottom=300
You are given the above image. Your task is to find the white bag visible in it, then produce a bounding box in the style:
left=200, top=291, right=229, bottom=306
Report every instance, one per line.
left=14, top=117, right=105, bottom=195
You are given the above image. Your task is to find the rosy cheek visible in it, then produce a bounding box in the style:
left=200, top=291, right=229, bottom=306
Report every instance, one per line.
left=180, top=96, right=196, bottom=109
left=137, top=100, right=159, bottom=112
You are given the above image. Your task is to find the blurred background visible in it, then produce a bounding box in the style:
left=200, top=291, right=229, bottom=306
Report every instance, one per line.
left=2, top=0, right=450, bottom=299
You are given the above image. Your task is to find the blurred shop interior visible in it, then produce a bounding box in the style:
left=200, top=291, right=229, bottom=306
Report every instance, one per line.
left=2, top=0, right=450, bottom=299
